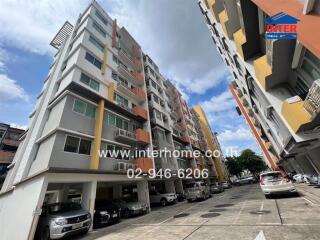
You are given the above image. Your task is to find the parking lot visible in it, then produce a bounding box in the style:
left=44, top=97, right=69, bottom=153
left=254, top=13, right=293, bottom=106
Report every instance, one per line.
left=76, top=184, right=320, bottom=240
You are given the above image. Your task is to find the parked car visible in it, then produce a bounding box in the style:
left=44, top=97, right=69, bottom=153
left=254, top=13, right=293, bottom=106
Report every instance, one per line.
left=234, top=176, right=255, bottom=185
left=260, top=171, right=297, bottom=198
left=176, top=192, right=186, bottom=202
left=149, top=190, right=177, bottom=206
left=35, top=202, right=91, bottom=240
left=222, top=181, right=232, bottom=189
left=292, top=174, right=305, bottom=183
left=304, top=174, right=319, bottom=185
left=113, top=198, right=148, bottom=218
left=185, top=182, right=210, bottom=202
left=93, top=200, right=121, bottom=229
left=210, top=183, right=224, bottom=193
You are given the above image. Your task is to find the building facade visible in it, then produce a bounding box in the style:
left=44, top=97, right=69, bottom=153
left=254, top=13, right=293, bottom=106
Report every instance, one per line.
left=0, top=2, right=225, bottom=239
left=198, top=0, right=320, bottom=175
left=0, top=123, right=24, bottom=188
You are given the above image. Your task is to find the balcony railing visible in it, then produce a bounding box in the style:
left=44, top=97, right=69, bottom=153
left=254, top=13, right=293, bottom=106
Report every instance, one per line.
left=135, top=128, right=150, bottom=145
left=132, top=105, right=148, bottom=121
left=304, top=80, right=320, bottom=117
left=134, top=157, right=153, bottom=173
left=118, top=63, right=144, bottom=86
left=114, top=128, right=136, bottom=144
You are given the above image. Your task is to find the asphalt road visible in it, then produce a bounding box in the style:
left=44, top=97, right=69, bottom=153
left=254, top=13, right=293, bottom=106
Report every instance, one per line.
left=77, top=184, right=320, bottom=240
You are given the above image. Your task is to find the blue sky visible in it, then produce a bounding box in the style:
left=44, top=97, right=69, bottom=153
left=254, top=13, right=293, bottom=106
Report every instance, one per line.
left=0, top=0, right=259, bottom=156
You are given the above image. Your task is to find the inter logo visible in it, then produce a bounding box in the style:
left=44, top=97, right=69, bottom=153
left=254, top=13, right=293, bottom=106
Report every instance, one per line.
left=265, top=12, right=300, bottom=40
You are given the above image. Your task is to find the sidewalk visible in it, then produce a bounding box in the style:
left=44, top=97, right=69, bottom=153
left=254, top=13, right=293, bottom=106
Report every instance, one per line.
left=295, top=183, right=320, bottom=204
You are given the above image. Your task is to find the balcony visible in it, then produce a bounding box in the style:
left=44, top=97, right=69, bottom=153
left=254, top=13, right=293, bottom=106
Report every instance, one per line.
left=218, top=1, right=240, bottom=40
left=0, top=151, right=15, bottom=164
left=118, top=64, right=144, bottom=86
left=207, top=0, right=224, bottom=21
left=233, top=0, right=260, bottom=60
left=132, top=105, right=148, bottom=121
left=253, top=40, right=295, bottom=91
left=132, top=46, right=142, bottom=58
left=135, top=128, right=150, bottom=145
left=114, top=101, right=132, bottom=114
left=281, top=96, right=314, bottom=133
left=180, top=134, right=191, bottom=144
left=119, top=48, right=142, bottom=71
left=116, top=83, right=146, bottom=103
left=131, top=87, right=146, bottom=103
left=134, top=157, right=153, bottom=173
left=115, top=128, right=136, bottom=144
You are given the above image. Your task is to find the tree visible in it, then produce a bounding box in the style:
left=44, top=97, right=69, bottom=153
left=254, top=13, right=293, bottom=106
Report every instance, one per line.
left=237, top=149, right=267, bottom=179
left=225, top=156, right=243, bottom=178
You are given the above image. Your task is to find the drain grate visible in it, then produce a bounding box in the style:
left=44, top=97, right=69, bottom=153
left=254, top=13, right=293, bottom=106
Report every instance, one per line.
left=173, top=213, right=190, bottom=218
left=214, top=204, right=234, bottom=208
left=250, top=210, right=271, bottom=215
left=201, top=213, right=220, bottom=218
left=209, top=208, right=226, bottom=212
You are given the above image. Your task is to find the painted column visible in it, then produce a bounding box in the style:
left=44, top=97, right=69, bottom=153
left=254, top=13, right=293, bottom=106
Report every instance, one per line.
left=137, top=180, right=150, bottom=212
left=81, top=181, right=97, bottom=231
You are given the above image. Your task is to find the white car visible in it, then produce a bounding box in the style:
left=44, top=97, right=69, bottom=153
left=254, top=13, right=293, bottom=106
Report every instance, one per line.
left=184, top=181, right=211, bottom=202
left=260, top=171, right=296, bottom=198
left=293, top=174, right=305, bottom=183
left=149, top=191, right=177, bottom=206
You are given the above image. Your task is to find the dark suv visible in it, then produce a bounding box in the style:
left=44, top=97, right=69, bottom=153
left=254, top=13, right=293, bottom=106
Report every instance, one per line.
left=93, top=200, right=121, bottom=228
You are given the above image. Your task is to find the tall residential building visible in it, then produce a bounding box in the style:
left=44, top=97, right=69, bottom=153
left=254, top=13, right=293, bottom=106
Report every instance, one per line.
left=198, top=0, right=320, bottom=175
left=193, top=106, right=228, bottom=181
left=0, top=123, right=25, bottom=187
left=0, top=2, right=225, bottom=239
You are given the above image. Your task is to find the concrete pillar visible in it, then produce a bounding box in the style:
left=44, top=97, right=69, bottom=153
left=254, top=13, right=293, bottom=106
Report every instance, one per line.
left=81, top=181, right=97, bottom=230
left=113, top=184, right=122, bottom=199
left=165, top=179, right=176, bottom=193
left=174, top=178, right=184, bottom=194
left=137, top=180, right=150, bottom=212
left=57, top=184, right=70, bottom=202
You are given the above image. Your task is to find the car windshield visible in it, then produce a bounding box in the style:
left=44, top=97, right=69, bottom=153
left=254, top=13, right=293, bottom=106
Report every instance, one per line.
left=47, top=202, right=82, bottom=214
left=262, top=173, right=282, bottom=181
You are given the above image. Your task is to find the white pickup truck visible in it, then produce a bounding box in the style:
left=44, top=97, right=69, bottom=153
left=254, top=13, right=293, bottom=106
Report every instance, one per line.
left=149, top=191, right=177, bottom=206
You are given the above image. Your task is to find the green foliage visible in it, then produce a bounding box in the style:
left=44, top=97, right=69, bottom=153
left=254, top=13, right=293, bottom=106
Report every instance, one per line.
left=226, top=149, right=268, bottom=179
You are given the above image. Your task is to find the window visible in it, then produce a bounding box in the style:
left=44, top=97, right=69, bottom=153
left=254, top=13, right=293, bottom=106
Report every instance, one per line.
left=112, top=71, right=118, bottom=81
left=80, top=73, right=100, bottom=91
left=151, top=80, right=157, bottom=89
left=64, top=136, right=91, bottom=155
left=92, top=21, right=106, bottom=37
left=107, top=112, right=129, bottom=131
left=0, top=130, right=5, bottom=138
left=73, top=99, right=96, bottom=118
left=113, top=54, right=119, bottom=64
left=154, top=109, right=162, bottom=120
left=85, top=52, right=102, bottom=69
left=95, top=10, right=108, bottom=25
left=89, top=35, right=104, bottom=52
left=114, top=93, right=128, bottom=106
left=153, top=94, right=159, bottom=104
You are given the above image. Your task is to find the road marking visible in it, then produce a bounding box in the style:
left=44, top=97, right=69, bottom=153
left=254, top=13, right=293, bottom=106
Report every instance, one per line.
left=254, top=230, right=266, bottom=240
left=258, top=201, right=264, bottom=223
left=218, top=194, right=225, bottom=199
left=302, top=197, right=320, bottom=206
left=233, top=200, right=246, bottom=224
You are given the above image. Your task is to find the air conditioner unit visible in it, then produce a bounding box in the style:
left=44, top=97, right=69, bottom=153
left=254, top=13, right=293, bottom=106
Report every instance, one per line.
left=127, top=163, right=136, bottom=170
left=116, top=162, right=127, bottom=171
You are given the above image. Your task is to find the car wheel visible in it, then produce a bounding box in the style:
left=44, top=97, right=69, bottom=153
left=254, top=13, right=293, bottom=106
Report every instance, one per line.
left=160, top=198, right=167, bottom=206
left=123, top=209, right=130, bottom=218
left=249, top=180, right=253, bottom=184
left=265, top=195, right=271, bottom=199
left=41, top=227, right=50, bottom=240
left=187, top=199, right=193, bottom=203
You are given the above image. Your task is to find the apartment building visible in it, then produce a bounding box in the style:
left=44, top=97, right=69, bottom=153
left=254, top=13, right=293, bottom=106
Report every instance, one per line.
left=0, top=123, right=25, bottom=187
left=0, top=2, right=153, bottom=239
left=192, top=106, right=228, bottom=182
left=198, top=0, right=320, bottom=175
left=0, top=2, right=226, bottom=239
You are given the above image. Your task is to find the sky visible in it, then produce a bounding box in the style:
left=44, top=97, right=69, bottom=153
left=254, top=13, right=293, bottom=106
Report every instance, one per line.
left=0, top=0, right=259, bottom=156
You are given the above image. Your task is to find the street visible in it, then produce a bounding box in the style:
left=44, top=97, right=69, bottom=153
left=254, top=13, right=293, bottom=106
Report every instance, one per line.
left=77, top=184, right=320, bottom=240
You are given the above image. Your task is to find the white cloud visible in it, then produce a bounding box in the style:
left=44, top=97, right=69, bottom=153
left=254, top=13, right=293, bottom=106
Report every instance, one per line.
left=0, top=74, right=29, bottom=102
left=217, top=128, right=254, bottom=142
left=0, top=48, right=8, bottom=72
left=0, top=0, right=90, bottom=55
left=200, top=90, right=236, bottom=113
